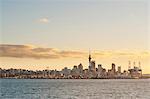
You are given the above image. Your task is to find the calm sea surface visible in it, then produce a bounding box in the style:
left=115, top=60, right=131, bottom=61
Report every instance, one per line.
left=0, top=79, right=150, bottom=99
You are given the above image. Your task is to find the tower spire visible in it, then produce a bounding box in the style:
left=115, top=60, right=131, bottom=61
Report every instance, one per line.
left=89, top=49, right=91, bottom=62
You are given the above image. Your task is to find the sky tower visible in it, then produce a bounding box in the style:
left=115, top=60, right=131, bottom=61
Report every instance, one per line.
left=88, top=50, right=92, bottom=70
left=89, top=50, right=91, bottom=62
left=88, top=50, right=96, bottom=73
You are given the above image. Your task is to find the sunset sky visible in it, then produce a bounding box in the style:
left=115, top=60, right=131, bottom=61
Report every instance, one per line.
left=0, top=0, right=150, bottom=74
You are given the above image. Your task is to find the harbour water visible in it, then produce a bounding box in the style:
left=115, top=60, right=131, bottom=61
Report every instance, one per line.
left=0, top=79, right=150, bottom=99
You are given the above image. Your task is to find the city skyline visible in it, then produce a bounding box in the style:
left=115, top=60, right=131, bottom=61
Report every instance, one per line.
left=0, top=51, right=144, bottom=79
left=0, top=0, right=150, bottom=74
left=0, top=44, right=150, bottom=74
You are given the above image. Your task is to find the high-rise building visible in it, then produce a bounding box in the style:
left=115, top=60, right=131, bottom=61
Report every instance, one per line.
left=112, top=63, right=116, bottom=73
left=78, top=63, right=83, bottom=74
left=97, top=64, right=104, bottom=78
left=71, top=65, right=80, bottom=78
left=91, top=61, right=96, bottom=71
left=98, top=64, right=103, bottom=73
left=118, top=66, right=121, bottom=73
left=62, top=67, right=71, bottom=77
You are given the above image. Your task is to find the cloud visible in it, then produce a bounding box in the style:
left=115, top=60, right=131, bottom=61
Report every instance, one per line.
left=0, top=44, right=85, bottom=59
left=0, top=44, right=150, bottom=59
left=38, top=17, right=49, bottom=23
left=94, top=50, right=150, bottom=58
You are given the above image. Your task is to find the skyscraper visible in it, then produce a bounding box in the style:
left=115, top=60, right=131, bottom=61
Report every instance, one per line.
left=78, top=63, right=83, bottom=74
left=88, top=50, right=92, bottom=71
left=118, top=66, right=121, bottom=73
left=112, top=63, right=116, bottom=73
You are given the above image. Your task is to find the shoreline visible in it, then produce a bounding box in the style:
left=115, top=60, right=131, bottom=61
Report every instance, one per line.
left=0, top=77, right=150, bottom=79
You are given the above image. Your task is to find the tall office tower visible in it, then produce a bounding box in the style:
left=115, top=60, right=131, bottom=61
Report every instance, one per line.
left=78, top=63, right=83, bottom=73
left=112, top=63, right=116, bottom=73
left=98, top=64, right=103, bottom=73
left=73, top=65, right=77, bottom=69
left=118, top=66, right=121, bottom=73
left=91, top=61, right=96, bottom=71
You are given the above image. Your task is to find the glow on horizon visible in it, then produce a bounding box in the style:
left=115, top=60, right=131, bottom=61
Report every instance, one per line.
left=0, top=44, right=150, bottom=74
left=0, top=55, right=150, bottom=74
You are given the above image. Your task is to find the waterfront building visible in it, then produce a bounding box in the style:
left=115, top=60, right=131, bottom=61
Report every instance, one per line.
left=83, top=69, right=89, bottom=78
left=78, top=63, right=83, bottom=73
left=71, top=65, right=80, bottom=78
left=128, top=66, right=142, bottom=78
left=98, top=64, right=103, bottom=73
left=62, top=67, right=71, bottom=78
left=97, top=64, right=104, bottom=78
left=112, top=63, right=116, bottom=74
left=128, top=61, right=142, bottom=78
left=90, top=61, right=96, bottom=72
left=107, top=63, right=117, bottom=78
left=0, top=53, right=144, bottom=79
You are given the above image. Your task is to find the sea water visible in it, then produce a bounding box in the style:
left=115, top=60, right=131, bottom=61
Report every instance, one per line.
left=0, top=79, right=150, bottom=99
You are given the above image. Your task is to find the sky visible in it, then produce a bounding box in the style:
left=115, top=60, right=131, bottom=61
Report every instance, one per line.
left=0, top=0, right=150, bottom=74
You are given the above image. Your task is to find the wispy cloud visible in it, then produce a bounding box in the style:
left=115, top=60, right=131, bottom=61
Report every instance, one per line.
left=38, top=17, right=49, bottom=23
left=0, top=44, right=85, bottom=59
left=0, top=44, right=150, bottom=59
left=93, top=50, right=150, bottom=59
